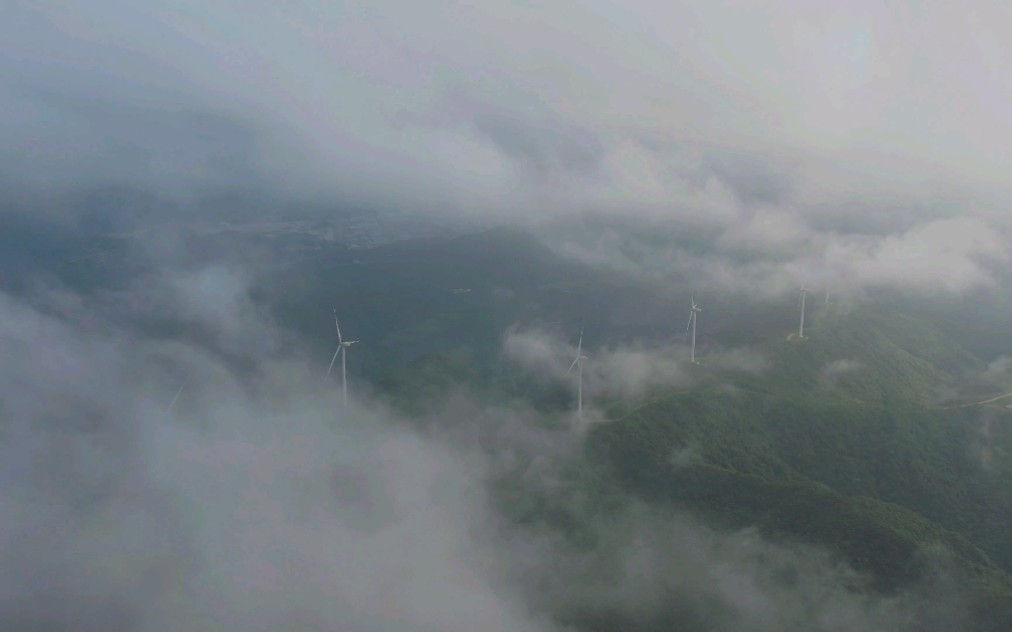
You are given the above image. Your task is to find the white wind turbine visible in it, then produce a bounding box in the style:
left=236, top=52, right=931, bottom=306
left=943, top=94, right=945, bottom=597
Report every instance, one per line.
left=798, top=282, right=809, bottom=339
left=327, top=310, right=359, bottom=407
left=567, top=328, right=589, bottom=418
left=685, top=296, right=702, bottom=364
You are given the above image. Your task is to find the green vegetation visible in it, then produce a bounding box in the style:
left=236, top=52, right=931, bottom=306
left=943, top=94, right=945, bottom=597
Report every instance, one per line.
left=337, top=233, right=1012, bottom=626
left=261, top=227, right=682, bottom=384
left=580, top=305, right=1012, bottom=622
left=16, top=218, right=1012, bottom=627
left=274, top=228, right=1012, bottom=616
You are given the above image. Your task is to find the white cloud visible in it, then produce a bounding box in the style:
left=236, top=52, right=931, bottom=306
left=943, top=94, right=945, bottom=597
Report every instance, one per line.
left=0, top=285, right=550, bottom=631
left=4, top=1, right=1012, bottom=304
left=838, top=217, right=1009, bottom=294
left=503, top=326, right=768, bottom=405
left=819, top=359, right=864, bottom=389
left=6, top=0, right=1012, bottom=215
left=546, top=211, right=1009, bottom=302
left=0, top=263, right=985, bottom=630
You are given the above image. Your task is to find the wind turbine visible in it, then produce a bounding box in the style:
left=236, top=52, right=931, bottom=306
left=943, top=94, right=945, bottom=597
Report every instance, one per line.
left=798, top=282, right=809, bottom=339
left=567, top=328, right=589, bottom=418
left=685, top=296, right=702, bottom=363
left=327, top=310, right=359, bottom=407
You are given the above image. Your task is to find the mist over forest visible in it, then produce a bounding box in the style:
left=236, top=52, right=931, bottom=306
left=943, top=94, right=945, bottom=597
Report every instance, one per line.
left=4, top=2, right=1012, bottom=630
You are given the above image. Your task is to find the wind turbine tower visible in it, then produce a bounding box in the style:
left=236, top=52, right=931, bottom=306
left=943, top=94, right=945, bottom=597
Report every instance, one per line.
left=686, top=296, right=702, bottom=363
left=327, top=310, right=359, bottom=407
left=567, top=329, right=589, bottom=418
left=798, top=282, right=809, bottom=339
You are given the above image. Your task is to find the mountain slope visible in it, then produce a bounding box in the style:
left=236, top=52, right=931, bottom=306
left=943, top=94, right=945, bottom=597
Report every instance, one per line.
left=582, top=308, right=1012, bottom=625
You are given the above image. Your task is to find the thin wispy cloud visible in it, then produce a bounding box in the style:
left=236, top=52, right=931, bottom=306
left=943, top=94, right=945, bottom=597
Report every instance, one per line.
left=503, top=326, right=768, bottom=404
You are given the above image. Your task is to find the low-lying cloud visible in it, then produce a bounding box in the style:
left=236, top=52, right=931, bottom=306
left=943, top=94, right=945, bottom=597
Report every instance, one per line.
left=503, top=326, right=768, bottom=405
left=547, top=212, right=1010, bottom=303
left=0, top=259, right=992, bottom=630
left=819, top=359, right=865, bottom=389
left=0, top=288, right=549, bottom=631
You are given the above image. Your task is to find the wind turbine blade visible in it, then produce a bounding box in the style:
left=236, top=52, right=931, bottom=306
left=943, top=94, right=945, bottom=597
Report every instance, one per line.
left=334, top=315, right=343, bottom=344
left=326, top=346, right=341, bottom=377
left=567, top=356, right=580, bottom=374
left=685, top=311, right=694, bottom=336
left=167, top=376, right=188, bottom=412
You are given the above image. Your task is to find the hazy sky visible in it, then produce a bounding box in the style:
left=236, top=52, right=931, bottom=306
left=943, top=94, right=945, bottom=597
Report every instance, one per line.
left=4, top=2, right=1012, bottom=205
left=2, top=1, right=1010, bottom=295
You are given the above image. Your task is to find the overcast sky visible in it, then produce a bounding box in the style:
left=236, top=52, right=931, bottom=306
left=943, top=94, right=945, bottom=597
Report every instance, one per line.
left=3, top=1, right=1011, bottom=204
left=3, top=1, right=1011, bottom=295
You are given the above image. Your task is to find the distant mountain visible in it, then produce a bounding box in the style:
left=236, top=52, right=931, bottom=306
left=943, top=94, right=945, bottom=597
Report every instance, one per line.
left=0, top=211, right=142, bottom=294
left=265, top=225, right=1012, bottom=616
left=304, top=229, right=1012, bottom=626
left=8, top=211, right=1012, bottom=628
left=260, top=226, right=685, bottom=383
left=10, top=213, right=1012, bottom=626
left=583, top=305, right=1012, bottom=627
